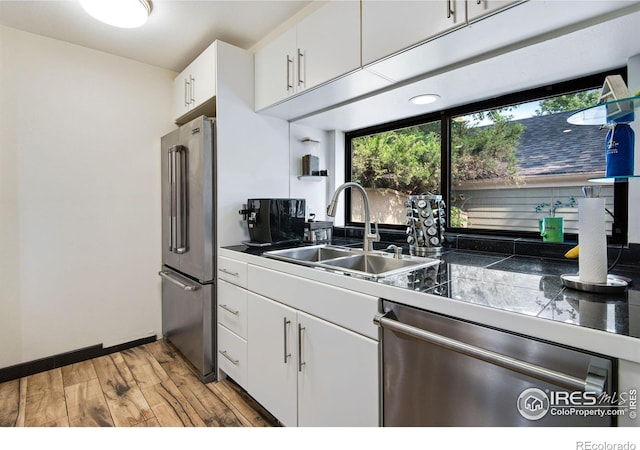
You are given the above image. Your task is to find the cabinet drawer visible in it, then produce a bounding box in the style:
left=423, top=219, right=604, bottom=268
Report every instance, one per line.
left=217, top=279, right=248, bottom=339
left=248, top=265, right=379, bottom=340
left=218, top=256, right=248, bottom=288
left=218, top=324, right=247, bottom=389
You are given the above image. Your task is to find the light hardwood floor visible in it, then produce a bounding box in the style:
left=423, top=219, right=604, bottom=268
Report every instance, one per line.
left=0, top=339, right=278, bottom=427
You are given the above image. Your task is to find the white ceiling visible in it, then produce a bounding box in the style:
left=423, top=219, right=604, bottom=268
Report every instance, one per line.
left=0, top=0, right=312, bottom=72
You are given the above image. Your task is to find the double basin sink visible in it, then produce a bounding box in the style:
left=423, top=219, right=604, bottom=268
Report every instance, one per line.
left=263, top=244, right=439, bottom=280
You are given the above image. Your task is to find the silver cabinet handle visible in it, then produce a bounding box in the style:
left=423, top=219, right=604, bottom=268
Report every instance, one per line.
left=184, top=78, right=189, bottom=107
left=283, top=317, right=291, bottom=363
left=374, top=312, right=607, bottom=395
left=218, top=350, right=239, bottom=365
left=219, top=304, right=239, bottom=315
left=297, top=48, right=304, bottom=86
left=298, top=323, right=306, bottom=372
left=218, top=268, right=239, bottom=277
left=158, top=270, right=199, bottom=291
left=286, top=54, right=294, bottom=91
left=189, top=75, right=195, bottom=104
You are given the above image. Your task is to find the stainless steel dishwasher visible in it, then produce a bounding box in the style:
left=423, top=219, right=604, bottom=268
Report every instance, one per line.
left=375, top=300, right=616, bottom=426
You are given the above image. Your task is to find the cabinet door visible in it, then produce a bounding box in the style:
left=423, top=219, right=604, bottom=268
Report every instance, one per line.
left=296, top=0, right=361, bottom=92
left=172, top=67, right=191, bottom=120
left=297, top=311, right=379, bottom=427
left=362, top=0, right=466, bottom=66
left=189, top=42, right=217, bottom=110
left=247, top=292, right=298, bottom=426
left=467, top=0, right=519, bottom=22
left=254, top=26, right=297, bottom=111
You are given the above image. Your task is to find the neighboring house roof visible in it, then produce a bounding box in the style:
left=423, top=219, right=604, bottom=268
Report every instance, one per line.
left=515, top=111, right=608, bottom=176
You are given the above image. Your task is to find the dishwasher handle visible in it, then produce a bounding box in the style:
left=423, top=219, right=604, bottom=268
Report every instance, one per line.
left=374, top=312, right=607, bottom=395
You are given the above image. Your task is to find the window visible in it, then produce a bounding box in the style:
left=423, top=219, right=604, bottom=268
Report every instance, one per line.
left=349, top=119, right=441, bottom=225
left=345, top=70, right=628, bottom=242
left=449, top=92, right=612, bottom=235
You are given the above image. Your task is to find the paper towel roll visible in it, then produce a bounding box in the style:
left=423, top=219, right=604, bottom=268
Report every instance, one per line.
left=578, top=197, right=608, bottom=283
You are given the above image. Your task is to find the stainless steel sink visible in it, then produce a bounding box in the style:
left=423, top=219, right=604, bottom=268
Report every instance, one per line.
left=320, top=253, right=431, bottom=277
left=264, top=245, right=355, bottom=263
left=264, top=244, right=439, bottom=280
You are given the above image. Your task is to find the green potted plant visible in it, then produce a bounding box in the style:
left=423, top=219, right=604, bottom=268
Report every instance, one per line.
left=535, top=196, right=576, bottom=243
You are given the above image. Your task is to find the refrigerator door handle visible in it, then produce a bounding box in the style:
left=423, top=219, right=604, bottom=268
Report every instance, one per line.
left=169, top=148, right=176, bottom=252
left=175, top=144, right=186, bottom=254
left=168, top=145, right=187, bottom=254
left=159, top=270, right=199, bottom=291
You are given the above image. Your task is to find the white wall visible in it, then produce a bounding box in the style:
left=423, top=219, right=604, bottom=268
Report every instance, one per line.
left=0, top=26, right=175, bottom=368
left=215, top=41, right=290, bottom=246
left=328, top=131, right=346, bottom=226
left=289, top=124, right=331, bottom=221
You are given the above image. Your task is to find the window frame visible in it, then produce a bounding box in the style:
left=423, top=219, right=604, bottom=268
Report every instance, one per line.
left=344, top=68, right=629, bottom=244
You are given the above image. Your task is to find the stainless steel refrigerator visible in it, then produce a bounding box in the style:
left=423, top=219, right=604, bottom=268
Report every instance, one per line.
left=159, top=115, right=216, bottom=382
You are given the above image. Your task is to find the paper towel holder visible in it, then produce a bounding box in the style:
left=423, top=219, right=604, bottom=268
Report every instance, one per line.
left=560, top=273, right=627, bottom=294
left=561, top=185, right=628, bottom=294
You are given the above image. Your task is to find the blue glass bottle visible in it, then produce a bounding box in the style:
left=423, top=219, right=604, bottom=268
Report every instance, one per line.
left=605, top=123, right=635, bottom=177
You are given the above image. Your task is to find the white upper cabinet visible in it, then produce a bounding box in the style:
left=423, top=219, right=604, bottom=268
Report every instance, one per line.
left=254, top=0, right=361, bottom=111
left=296, top=0, right=361, bottom=92
left=466, top=0, right=520, bottom=22
left=254, top=26, right=297, bottom=112
left=362, top=0, right=466, bottom=66
left=173, top=42, right=217, bottom=122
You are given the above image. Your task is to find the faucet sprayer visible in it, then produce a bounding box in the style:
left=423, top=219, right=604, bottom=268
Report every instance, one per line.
left=327, top=182, right=380, bottom=252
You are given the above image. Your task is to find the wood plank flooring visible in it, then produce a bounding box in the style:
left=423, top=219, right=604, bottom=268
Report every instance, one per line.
left=0, top=340, right=278, bottom=427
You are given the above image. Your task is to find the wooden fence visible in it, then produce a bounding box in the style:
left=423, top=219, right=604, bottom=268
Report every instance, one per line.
left=351, top=185, right=615, bottom=234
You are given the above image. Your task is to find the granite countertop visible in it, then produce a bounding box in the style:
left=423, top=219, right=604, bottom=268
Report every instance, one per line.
left=223, top=240, right=640, bottom=341
left=378, top=249, right=639, bottom=340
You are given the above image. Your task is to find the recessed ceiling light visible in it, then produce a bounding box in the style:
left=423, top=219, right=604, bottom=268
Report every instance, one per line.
left=409, top=94, right=440, bottom=105
left=80, top=0, right=152, bottom=29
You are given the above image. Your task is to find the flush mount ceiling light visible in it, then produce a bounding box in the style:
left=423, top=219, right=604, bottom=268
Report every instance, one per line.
left=409, top=94, right=440, bottom=105
left=80, top=0, right=152, bottom=29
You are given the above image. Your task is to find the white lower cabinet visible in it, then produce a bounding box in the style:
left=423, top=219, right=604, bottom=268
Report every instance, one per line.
left=296, top=310, right=379, bottom=427
left=247, top=292, right=298, bottom=426
left=216, top=270, right=248, bottom=389
left=217, top=279, right=247, bottom=338
left=247, top=291, right=379, bottom=427
left=217, top=324, right=247, bottom=389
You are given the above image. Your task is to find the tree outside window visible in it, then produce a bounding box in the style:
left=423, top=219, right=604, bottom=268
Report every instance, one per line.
left=349, top=87, right=612, bottom=235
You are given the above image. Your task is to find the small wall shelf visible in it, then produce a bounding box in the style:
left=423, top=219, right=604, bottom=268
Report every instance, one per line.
left=588, top=175, right=640, bottom=183
left=567, top=95, right=640, bottom=125
left=297, top=175, right=327, bottom=181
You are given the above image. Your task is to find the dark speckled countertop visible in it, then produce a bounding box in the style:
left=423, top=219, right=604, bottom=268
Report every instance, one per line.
left=380, top=248, right=639, bottom=340
left=224, top=240, right=640, bottom=340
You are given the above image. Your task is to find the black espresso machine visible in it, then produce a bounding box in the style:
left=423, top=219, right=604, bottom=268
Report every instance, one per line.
left=239, top=198, right=306, bottom=246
